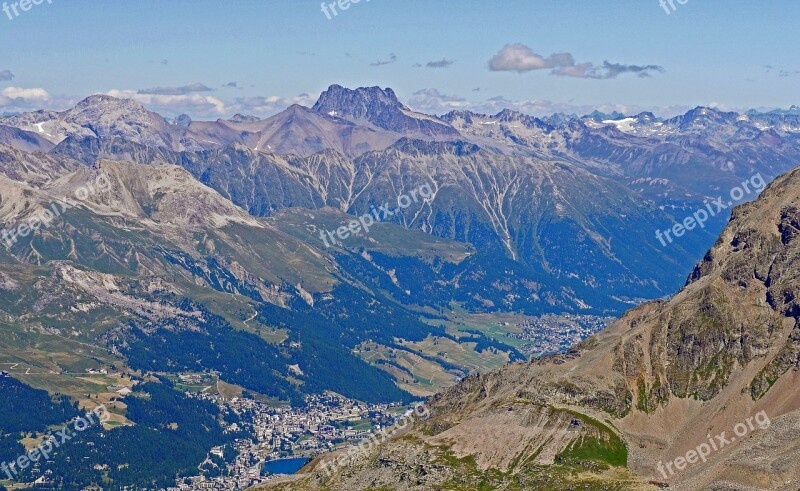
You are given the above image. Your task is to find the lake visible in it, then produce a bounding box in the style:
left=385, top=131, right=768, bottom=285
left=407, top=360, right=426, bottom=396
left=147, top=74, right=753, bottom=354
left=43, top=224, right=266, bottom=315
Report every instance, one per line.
left=262, top=457, right=311, bottom=475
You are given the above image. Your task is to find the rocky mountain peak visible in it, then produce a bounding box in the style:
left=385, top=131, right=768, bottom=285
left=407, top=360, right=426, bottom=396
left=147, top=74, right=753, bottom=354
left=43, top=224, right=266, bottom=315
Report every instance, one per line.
left=440, top=110, right=483, bottom=124
left=67, top=94, right=166, bottom=125
left=174, top=114, right=193, bottom=127
left=313, top=84, right=408, bottom=118
left=669, top=106, right=737, bottom=129
left=227, top=113, right=261, bottom=124
left=312, top=84, right=460, bottom=138
left=634, top=111, right=658, bottom=123
left=586, top=110, right=626, bottom=122
left=67, top=95, right=166, bottom=127
left=73, top=94, right=131, bottom=108
left=494, top=108, right=551, bottom=129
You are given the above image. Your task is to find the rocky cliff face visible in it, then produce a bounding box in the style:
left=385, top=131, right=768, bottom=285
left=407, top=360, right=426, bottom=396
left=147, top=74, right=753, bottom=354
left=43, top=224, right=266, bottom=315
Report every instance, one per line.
left=265, top=167, right=800, bottom=490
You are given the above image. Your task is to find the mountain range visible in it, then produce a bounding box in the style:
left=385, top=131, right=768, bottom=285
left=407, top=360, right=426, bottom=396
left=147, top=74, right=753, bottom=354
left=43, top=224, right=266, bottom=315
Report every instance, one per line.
left=2, top=85, right=800, bottom=489
left=6, top=86, right=799, bottom=316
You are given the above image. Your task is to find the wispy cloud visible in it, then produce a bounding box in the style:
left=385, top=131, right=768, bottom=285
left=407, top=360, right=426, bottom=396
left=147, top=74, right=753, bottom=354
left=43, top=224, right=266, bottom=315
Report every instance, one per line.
left=0, top=70, right=14, bottom=81
left=425, top=59, right=455, bottom=68
left=550, top=60, right=665, bottom=79
left=408, top=88, right=468, bottom=112
left=137, top=83, right=215, bottom=96
left=370, top=53, right=398, bottom=66
left=488, top=43, right=663, bottom=79
left=765, top=65, right=800, bottom=78
left=405, top=88, right=691, bottom=119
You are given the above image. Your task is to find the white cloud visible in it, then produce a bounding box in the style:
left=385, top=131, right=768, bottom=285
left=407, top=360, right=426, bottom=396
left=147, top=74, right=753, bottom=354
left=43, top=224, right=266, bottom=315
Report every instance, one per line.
left=488, top=44, right=575, bottom=73
left=106, top=89, right=228, bottom=115
left=1, top=86, right=50, bottom=100
left=0, top=87, right=70, bottom=114
left=488, top=43, right=663, bottom=79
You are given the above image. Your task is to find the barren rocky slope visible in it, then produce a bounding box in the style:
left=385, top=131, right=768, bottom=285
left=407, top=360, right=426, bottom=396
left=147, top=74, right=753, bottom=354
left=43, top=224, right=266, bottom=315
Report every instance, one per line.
left=265, top=166, right=800, bottom=490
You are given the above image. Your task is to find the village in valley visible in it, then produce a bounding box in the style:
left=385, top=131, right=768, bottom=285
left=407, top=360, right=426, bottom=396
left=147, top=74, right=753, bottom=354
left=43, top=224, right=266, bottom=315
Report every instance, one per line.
left=165, top=315, right=612, bottom=489
left=169, top=384, right=411, bottom=490
left=505, top=314, right=613, bottom=356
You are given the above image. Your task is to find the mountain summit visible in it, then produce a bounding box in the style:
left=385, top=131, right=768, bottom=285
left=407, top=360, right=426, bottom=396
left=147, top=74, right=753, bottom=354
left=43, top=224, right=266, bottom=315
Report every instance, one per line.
left=312, top=84, right=460, bottom=137
left=313, top=84, right=407, bottom=116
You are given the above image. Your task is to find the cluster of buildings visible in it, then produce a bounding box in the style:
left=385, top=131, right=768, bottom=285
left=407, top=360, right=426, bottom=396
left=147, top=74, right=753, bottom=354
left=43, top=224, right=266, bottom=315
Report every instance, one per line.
left=168, top=392, right=407, bottom=490
left=506, top=314, right=612, bottom=356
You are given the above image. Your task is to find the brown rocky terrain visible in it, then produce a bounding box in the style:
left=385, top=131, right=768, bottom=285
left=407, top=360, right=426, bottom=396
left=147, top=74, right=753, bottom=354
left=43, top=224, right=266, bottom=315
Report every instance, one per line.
left=262, top=166, right=800, bottom=490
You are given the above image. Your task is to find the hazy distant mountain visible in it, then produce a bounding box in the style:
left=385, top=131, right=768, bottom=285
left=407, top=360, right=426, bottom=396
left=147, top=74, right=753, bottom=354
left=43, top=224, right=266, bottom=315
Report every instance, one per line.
left=227, top=113, right=261, bottom=124
left=444, top=106, right=800, bottom=214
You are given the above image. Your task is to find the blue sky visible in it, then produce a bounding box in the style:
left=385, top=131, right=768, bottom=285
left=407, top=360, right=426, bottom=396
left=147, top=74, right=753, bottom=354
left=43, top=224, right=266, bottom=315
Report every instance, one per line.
left=1, top=0, right=798, bottom=118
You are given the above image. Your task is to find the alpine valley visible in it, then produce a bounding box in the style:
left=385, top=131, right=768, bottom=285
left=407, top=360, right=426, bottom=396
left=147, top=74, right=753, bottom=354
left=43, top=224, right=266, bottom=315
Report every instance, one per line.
left=1, top=86, right=799, bottom=490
